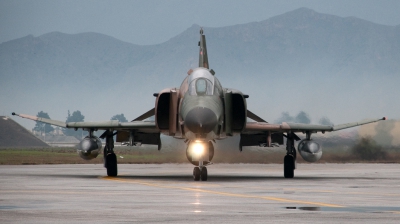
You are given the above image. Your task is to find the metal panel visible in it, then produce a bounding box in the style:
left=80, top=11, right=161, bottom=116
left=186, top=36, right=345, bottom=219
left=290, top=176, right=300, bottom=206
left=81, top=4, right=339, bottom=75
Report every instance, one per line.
left=116, top=131, right=161, bottom=148
left=232, top=93, right=246, bottom=131
left=169, top=89, right=178, bottom=136
left=116, top=131, right=129, bottom=142
left=224, top=91, right=233, bottom=136
left=240, top=133, right=284, bottom=147
left=156, top=92, right=170, bottom=130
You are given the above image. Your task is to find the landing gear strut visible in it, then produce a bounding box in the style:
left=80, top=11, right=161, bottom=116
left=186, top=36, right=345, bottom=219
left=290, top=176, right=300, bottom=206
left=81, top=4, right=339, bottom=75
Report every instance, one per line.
left=284, top=132, right=297, bottom=178
left=104, top=132, right=117, bottom=177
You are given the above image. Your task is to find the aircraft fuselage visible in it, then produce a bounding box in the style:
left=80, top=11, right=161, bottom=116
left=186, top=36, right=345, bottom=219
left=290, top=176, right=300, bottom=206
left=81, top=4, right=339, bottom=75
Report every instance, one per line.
left=179, top=67, right=224, bottom=141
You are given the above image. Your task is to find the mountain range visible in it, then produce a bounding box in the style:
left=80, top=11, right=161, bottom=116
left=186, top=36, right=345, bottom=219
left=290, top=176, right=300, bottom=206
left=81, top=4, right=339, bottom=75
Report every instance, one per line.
left=1, top=8, right=399, bottom=130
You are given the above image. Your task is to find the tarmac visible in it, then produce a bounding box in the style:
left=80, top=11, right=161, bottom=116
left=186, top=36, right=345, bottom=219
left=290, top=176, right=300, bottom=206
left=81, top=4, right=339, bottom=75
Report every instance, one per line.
left=1, top=163, right=400, bottom=223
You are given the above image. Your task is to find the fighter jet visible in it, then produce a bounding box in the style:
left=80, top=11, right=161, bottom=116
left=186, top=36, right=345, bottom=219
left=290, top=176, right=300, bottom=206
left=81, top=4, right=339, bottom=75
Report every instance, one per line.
left=12, top=28, right=386, bottom=180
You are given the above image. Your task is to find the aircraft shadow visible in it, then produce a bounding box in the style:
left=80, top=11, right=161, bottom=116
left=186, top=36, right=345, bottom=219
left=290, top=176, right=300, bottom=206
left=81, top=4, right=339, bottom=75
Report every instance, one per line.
left=108, top=175, right=389, bottom=182
left=15, top=174, right=389, bottom=182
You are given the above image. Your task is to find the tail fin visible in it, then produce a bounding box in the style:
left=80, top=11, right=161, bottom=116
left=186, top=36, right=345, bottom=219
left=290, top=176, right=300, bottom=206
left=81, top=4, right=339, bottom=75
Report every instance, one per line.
left=198, top=28, right=209, bottom=69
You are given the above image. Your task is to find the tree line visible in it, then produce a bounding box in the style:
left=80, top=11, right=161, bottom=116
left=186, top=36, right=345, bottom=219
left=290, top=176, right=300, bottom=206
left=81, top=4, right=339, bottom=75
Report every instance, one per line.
left=274, top=111, right=334, bottom=125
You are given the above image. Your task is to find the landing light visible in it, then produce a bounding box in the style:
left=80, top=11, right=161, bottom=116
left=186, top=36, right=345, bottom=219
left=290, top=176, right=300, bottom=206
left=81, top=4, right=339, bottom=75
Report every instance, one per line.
left=189, top=141, right=208, bottom=161
left=193, top=142, right=205, bottom=156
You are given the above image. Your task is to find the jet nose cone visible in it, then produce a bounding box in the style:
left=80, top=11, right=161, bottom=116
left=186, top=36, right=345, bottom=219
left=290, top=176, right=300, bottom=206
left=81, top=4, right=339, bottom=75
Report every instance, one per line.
left=185, top=107, right=218, bottom=134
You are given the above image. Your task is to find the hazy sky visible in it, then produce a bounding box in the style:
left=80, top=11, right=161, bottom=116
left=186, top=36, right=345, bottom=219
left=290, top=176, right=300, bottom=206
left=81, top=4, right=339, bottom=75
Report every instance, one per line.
left=1, top=0, right=400, bottom=45
left=2, top=0, right=400, bottom=130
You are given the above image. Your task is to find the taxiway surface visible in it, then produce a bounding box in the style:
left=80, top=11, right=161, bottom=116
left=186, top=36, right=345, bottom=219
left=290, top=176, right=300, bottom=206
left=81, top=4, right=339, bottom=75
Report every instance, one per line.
left=1, top=163, right=400, bottom=223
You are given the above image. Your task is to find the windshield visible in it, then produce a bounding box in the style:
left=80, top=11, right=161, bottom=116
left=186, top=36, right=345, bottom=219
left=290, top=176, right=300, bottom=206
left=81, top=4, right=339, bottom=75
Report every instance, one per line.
left=188, top=68, right=215, bottom=96
left=196, top=79, right=207, bottom=94
left=189, top=78, right=213, bottom=96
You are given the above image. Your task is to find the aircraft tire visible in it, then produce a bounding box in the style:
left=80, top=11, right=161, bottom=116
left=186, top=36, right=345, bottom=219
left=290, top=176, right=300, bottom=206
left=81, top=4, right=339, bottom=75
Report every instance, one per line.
left=193, top=167, right=201, bottom=181
left=284, top=155, right=294, bottom=178
left=200, top=167, right=208, bottom=181
left=103, top=147, right=108, bottom=168
left=106, top=153, right=118, bottom=177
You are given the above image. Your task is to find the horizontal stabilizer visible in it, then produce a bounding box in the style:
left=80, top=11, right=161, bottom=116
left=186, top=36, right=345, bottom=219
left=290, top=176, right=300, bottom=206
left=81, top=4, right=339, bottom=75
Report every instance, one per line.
left=132, top=108, right=155, bottom=121
left=247, top=110, right=267, bottom=123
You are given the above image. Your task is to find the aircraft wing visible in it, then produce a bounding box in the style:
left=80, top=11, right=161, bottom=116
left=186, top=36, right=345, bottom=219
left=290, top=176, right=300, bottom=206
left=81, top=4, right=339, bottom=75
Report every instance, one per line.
left=11, top=112, right=158, bottom=133
left=241, top=116, right=386, bottom=148
left=244, top=117, right=386, bottom=134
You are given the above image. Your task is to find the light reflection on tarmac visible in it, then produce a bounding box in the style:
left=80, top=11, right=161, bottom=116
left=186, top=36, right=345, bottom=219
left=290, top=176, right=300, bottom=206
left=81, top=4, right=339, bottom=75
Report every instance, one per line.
left=1, top=163, right=400, bottom=223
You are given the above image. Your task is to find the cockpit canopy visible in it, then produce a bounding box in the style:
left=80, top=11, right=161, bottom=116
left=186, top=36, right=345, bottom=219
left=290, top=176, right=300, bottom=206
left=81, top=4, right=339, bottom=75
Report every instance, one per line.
left=190, top=78, right=213, bottom=96
left=188, top=68, right=221, bottom=96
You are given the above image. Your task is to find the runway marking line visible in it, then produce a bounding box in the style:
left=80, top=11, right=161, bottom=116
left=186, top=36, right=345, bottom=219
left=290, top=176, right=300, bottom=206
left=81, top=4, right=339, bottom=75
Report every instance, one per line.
left=101, top=176, right=344, bottom=208
left=229, top=185, right=400, bottom=197
left=1, top=190, right=129, bottom=195
left=286, top=188, right=400, bottom=197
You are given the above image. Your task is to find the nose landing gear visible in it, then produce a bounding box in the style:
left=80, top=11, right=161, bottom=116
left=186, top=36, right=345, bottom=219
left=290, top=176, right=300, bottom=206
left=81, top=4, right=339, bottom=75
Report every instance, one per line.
left=193, top=166, right=208, bottom=181
left=193, top=167, right=200, bottom=181
left=187, top=141, right=214, bottom=181
left=200, top=167, right=208, bottom=181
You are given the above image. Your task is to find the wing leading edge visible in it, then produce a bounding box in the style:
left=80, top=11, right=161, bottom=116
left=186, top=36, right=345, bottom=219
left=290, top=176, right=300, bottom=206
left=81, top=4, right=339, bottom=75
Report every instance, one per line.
left=244, top=117, right=387, bottom=133
left=12, top=112, right=157, bottom=131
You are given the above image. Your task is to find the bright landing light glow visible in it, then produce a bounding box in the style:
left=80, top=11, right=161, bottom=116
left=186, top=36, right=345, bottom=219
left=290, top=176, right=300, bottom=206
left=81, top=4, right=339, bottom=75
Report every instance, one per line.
left=193, top=143, right=205, bottom=156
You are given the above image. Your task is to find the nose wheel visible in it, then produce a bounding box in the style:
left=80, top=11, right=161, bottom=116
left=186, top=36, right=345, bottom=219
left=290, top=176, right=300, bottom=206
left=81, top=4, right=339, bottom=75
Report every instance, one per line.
left=193, top=166, right=208, bottom=181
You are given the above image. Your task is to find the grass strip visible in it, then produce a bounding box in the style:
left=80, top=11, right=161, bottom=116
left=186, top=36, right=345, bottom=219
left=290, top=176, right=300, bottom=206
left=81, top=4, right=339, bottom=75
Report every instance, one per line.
left=1, top=147, right=400, bottom=165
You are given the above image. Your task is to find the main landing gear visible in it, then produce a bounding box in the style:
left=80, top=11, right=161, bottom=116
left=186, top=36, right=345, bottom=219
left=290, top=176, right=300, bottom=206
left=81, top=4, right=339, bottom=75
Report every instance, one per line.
left=193, top=161, right=208, bottom=181
left=284, top=132, right=297, bottom=178
left=104, top=133, right=117, bottom=177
